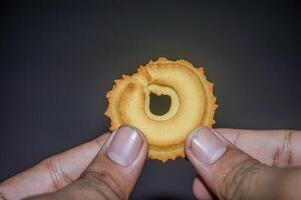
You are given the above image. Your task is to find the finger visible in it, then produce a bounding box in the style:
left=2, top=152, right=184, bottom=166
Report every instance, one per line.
left=192, top=177, right=213, bottom=200
left=216, top=128, right=301, bottom=167
left=38, top=125, right=148, bottom=200
left=185, top=127, right=299, bottom=200
left=191, top=128, right=301, bottom=200
left=0, top=133, right=110, bottom=200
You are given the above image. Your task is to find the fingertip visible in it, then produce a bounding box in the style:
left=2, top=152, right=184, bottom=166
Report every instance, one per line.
left=184, top=126, right=208, bottom=157
left=127, top=125, right=149, bottom=151
left=104, top=125, right=147, bottom=167
left=95, top=132, right=110, bottom=146
left=185, top=126, right=227, bottom=165
left=192, top=177, right=213, bottom=200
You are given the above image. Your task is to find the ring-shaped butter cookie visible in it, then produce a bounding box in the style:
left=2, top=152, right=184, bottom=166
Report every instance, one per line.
left=105, top=57, right=217, bottom=162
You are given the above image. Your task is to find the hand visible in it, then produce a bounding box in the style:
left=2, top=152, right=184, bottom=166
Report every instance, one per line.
left=0, top=125, right=148, bottom=200
left=2, top=126, right=301, bottom=200
left=185, top=127, right=301, bottom=200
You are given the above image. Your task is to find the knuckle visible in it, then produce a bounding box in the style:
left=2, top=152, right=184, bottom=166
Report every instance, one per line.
left=79, top=170, right=126, bottom=200
left=218, top=152, right=263, bottom=200
left=272, top=130, right=293, bottom=167
left=41, top=158, right=73, bottom=190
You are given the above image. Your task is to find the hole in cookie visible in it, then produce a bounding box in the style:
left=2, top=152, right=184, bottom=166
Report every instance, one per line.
left=149, top=92, right=171, bottom=116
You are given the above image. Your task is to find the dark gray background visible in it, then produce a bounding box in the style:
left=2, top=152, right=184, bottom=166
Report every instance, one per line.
left=0, top=0, right=300, bottom=199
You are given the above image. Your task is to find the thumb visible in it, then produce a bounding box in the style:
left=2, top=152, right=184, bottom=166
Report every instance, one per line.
left=77, top=125, right=148, bottom=199
left=37, top=125, right=148, bottom=200
left=185, top=127, right=280, bottom=200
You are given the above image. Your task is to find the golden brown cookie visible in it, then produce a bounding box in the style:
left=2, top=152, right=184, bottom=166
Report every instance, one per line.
left=105, top=57, right=217, bottom=162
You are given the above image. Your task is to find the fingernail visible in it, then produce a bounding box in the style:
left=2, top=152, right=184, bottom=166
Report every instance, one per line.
left=190, top=127, right=227, bottom=164
left=107, top=126, right=143, bottom=167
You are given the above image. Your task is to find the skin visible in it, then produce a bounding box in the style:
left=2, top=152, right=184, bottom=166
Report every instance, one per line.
left=188, top=129, right=301, bottom=200
left=0, top=128, right=301, bottom=200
